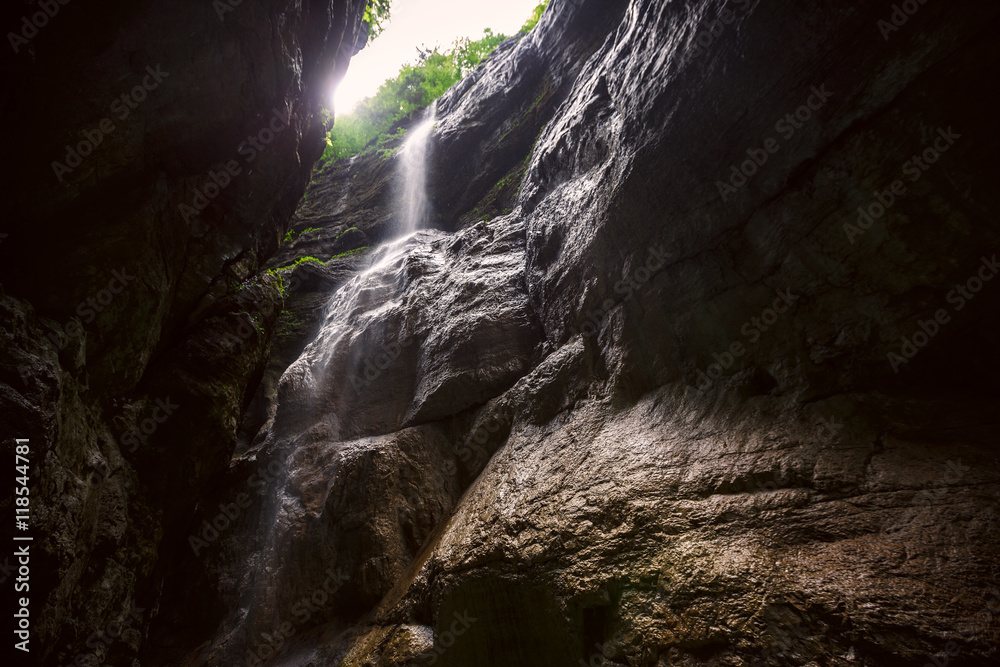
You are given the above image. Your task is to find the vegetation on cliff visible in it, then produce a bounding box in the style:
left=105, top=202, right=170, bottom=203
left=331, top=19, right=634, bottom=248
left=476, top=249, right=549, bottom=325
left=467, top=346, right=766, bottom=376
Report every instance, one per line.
left=323, top=2, right=549, bottom=162
left=364, top=0, right=393, bottom=38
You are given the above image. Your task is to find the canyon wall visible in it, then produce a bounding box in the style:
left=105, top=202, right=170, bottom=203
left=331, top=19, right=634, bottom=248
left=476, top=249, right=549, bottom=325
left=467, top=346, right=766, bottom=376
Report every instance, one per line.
left=218, top=1, right=1000, bottom=665
left=0, top=0, right=368, bottom=664
left=2, top=0, right=999, bottom=665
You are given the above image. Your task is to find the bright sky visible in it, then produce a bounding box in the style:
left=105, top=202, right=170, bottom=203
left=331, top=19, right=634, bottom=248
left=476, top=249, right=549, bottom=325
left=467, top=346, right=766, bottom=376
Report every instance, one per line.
left=332, top=0, right=543, bottom=115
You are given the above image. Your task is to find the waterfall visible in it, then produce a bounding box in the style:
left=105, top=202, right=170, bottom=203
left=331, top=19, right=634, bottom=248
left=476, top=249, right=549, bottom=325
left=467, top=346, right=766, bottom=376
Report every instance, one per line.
left=210, top=104, right=446, bottom=663
left=397, top=102, right=437, bottom=236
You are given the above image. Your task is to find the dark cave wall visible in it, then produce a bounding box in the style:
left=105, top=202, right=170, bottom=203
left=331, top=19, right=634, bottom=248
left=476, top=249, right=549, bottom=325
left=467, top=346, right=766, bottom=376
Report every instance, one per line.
left=1, top=0, right=368, bottom=388
left=1, top=0, right=999, bottom=665
left=0, top=1, right=368, bottom=664
left=247, top=1, right=1000, bottom=665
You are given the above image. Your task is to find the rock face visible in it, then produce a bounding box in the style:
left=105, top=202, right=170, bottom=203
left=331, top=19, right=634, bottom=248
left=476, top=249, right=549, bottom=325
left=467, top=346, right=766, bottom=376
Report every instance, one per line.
left=4, top=0, right=1000, bottom=665
left=0, top=1, right=368, bottom=664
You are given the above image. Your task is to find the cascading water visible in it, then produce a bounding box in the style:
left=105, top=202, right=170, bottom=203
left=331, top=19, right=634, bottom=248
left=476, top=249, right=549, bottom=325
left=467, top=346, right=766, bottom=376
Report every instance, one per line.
left=397, top=102, right=437, bottom=236
left=209, top=230, right=450, bottom=658
left=210, top=101, right=449, bottom=662
left=193, top=89, right=550, bottom=664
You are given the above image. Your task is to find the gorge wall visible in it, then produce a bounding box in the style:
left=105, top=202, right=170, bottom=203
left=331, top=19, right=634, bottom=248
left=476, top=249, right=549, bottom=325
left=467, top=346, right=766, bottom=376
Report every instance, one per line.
left=0, top=0, right=369, bottom=663
left=2, top=0, right=999, bottom=665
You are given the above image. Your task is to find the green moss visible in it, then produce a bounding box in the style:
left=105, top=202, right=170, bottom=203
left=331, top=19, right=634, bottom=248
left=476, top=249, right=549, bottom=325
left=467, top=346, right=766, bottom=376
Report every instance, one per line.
left=283, top=227, right=320, bottom=244
left=271, top=273, right=291, bottom=297
left=265, top=257, right=324, bottom=292
left=329, top=247, right=369, bottom=261
left=278, top=256, right=325, bottom=271
left=266, top=247, right=368, bottom=281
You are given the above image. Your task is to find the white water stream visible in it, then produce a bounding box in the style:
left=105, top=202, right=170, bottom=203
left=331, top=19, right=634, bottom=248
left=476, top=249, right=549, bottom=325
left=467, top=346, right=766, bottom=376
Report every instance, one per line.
left=396, top=102, right=437, bottom=236
left=222, top=103, right=445, bottom=659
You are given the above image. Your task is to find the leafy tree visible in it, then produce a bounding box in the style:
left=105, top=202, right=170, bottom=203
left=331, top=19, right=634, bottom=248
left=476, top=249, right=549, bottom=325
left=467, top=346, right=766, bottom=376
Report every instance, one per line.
left=363, top=0, right=392, bottom=39
left=519, top=2, right=549, bottom=34
left=452, top=29, right=508, bottom=76
left=322, top=2, right=550, bottom=162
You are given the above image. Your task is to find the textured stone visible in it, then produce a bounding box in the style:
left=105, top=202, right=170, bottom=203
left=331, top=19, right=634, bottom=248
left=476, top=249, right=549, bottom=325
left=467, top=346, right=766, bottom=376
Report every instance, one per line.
left=0, top=1, right=368, bottom=664
left=4, top=0, right=1000, bottom=665
left=244, top=1, right=1000, bottom=665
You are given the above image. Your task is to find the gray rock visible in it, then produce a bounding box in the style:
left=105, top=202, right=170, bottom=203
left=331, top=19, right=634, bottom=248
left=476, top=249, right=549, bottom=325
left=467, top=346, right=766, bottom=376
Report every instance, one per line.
left=4, top=0, right=1000, bottom=665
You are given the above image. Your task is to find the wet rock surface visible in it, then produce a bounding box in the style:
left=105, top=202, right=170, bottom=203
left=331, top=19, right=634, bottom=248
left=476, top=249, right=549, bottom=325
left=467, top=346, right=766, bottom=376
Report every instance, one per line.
left=3, top=0, right=1000, bottom=665
left=0, top=0, right=368, bottom=664
left=240, top=0, right=1000, bottom=665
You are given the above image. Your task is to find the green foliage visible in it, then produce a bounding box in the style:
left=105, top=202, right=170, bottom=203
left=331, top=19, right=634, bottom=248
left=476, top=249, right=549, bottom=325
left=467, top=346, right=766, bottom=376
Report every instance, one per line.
left=285, top=256, right=326, bottom=270
left=322, top=2, right=549, bottom=163
left=519, top=2, right=549, bottom=34
left=374, top=127, right=408, bottom=159
left=283, top=227, right=319, bottom=244
left=266, top=248, right=369, bottom=281
left=273, top=273, right=290, bottom=296
left=363, top=0, right=392, bottom=39
left=451, top=28, right=507, bottom=76
left=322, top=52, right=460, bottom=162
left=329, top=247, right=369, bottom=261
left=267, top=257, right=326, bottom=277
